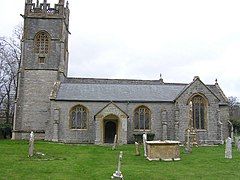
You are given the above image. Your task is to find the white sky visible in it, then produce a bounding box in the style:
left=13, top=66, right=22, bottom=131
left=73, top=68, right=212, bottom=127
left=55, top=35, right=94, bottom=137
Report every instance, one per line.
left=1, top=0, right=240, bottom=100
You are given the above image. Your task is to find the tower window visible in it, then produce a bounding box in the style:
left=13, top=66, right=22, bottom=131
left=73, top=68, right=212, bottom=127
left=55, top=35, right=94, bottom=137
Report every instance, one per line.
left=38, top=57, right=45, bottom=64
left=34, top=31, right=51, bottom=55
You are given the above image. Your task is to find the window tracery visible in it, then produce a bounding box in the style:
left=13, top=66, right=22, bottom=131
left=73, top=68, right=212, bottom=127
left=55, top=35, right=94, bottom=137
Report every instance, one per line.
left=133, top=106, right=151, bottom=130
left=191, top=95, right=207, bottom=129
left=34, top=31, right=51, bottom=63
left=69, top=105, right=88, bottom=129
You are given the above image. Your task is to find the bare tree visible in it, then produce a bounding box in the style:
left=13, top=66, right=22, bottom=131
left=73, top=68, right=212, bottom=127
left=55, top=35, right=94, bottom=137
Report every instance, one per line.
left=228, top=96, right=240, bottom=132
left=0, top=23, right=22, bottom=125
left=228, top=96, right=240, bottom=116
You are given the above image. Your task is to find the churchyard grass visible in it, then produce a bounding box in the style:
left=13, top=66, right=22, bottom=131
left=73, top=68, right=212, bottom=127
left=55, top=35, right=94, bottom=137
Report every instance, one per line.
left=0, top=140, right=240, bottom=180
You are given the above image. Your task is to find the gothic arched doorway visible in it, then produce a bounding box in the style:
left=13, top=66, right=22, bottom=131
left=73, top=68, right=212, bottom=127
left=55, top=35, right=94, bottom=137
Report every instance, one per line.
left=104, top=119, right=117, bottom=143
left=94, top=103, right=128, bottom=145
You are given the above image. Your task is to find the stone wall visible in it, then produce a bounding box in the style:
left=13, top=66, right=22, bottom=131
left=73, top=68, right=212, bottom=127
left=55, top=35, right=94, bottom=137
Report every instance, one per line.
left=13, top=70, right=58, bottom=139
left=175, top=78, right=229, bottom=144
left=48, top=101, right=183, bottom=144
left=12, top=0, right=69, bottom=139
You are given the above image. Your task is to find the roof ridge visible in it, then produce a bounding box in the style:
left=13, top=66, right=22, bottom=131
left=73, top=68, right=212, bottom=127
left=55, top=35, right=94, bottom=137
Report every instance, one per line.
left=64, top=77, right=188, bottom=86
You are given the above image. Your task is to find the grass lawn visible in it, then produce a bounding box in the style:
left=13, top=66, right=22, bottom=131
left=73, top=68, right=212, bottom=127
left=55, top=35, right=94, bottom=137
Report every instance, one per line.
left=0, top=140, right=240, bottom=180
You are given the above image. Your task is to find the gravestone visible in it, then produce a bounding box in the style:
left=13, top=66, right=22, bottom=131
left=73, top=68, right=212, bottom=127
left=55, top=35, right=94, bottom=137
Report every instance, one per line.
left=28, top=131, right=35, bottom=157
left=225, top=137, right=232, bottom=159
left=235, top=136, right=239, bottom=147
left=111, top=151, right=124, bottom=179
left=112, top=134, right=117, bottom=150
left=228, top=121, right=234, bottom=143
left=184, top=129, right=192, bottom=153
left=143, top=133, right=147, bottom=157
left=135, top=142, right=140, bottom=156
left=238, top=141, right=240, bottom=152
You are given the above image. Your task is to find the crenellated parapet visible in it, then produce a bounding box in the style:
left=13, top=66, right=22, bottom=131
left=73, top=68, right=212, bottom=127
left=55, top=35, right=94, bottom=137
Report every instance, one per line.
left=24, top=0, right=69, bottom=21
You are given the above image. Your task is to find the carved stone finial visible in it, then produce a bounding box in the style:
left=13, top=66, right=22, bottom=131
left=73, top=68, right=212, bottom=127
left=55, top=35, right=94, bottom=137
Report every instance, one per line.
left=193, top=76, right=199, bottom=81
left=58, top=0, right=64, bottom=4
left=159, top=73, right=164, bottom=83
left=215, top=78, right=218, bottom=84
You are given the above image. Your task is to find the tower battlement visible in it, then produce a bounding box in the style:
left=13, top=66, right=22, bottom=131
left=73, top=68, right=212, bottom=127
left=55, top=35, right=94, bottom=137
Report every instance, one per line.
left=25, top=0, right=69, bottom=19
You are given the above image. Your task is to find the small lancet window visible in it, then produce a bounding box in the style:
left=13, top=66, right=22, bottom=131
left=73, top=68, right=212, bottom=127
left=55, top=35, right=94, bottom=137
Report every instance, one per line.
left=38, top=57, right=45, bottom=64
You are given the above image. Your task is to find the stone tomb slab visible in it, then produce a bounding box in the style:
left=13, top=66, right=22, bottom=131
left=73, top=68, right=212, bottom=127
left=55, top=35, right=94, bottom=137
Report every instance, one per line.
left=146, top=140, right=180, bottom=161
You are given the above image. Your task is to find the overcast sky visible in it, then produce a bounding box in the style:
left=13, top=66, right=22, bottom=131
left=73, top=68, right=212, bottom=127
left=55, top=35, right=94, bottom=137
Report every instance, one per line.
left=1, top=0, right=240, bottom=100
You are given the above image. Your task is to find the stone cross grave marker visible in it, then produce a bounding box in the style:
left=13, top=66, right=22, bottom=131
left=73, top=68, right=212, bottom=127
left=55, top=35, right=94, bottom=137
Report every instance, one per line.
left=112, top=134, right=117, bottom=150
left=28, top=131, right=35, bottom=157
left=111, top=151, right=124, bottom=179
left=143, top=133, right=147, bottom=157
left=225, top=137, right=232, bottom=159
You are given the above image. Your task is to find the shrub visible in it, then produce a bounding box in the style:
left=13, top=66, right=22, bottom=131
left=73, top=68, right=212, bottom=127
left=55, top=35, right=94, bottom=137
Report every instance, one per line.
left=133, top=133, right=155, bottom=143
left=0, top=124, right=12, bottom=139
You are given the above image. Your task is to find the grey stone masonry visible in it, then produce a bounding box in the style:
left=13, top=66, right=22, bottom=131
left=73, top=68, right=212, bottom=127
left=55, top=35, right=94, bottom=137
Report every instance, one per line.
left=12, top=0, right=70, bottom=139
left=13, top=1, right=230, bottom=146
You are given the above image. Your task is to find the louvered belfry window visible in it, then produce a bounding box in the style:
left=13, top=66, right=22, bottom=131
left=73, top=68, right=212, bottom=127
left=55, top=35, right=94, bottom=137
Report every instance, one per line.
left=35, top=31, right=50, bottom=54
left=34, top=31, right=51, bottom=64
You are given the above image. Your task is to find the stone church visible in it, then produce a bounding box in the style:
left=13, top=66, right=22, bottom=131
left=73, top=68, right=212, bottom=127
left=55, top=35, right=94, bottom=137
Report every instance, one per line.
left=13, top=0, right=230, bottom=145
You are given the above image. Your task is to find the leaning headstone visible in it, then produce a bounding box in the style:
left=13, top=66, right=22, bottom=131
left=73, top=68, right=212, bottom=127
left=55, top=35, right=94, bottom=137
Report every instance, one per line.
left=28, top=131, right=35, bottom=157
left=143, top=133, right=147, bottom=157
left=135, top=142, right=140, bottom=156
left=112, top=134, right=117, bottom=150
left=111, top=151, right=124, bottom=179
left=184, top=129, right=192, bottom=153
left=225, top=137, right=232, bottom=159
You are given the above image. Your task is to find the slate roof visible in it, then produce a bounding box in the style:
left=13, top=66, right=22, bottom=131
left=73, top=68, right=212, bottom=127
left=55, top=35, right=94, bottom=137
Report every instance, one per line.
left=54, top=77, right=228, bottom=104
left=207, top=85, right=229, bottom=104
left=56, top=82, right=186, bottom=102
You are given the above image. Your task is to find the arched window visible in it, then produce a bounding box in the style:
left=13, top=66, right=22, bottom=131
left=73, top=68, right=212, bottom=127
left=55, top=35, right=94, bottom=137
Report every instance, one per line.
left=133, top=106, right=151, bottom=130
left=191, top=95, right=207, bottom=129
left=34, top=31, right=51, bottom=63
left=69, top=105, right=88, bottom=129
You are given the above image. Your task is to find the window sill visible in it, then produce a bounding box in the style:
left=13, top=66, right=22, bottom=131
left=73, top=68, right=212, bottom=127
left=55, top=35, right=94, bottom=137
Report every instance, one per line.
left=196, top=129, right=207, bottom=132
left=133, top=130, right=151, bottom=132
left=70, top=129, right=88, bottom=131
